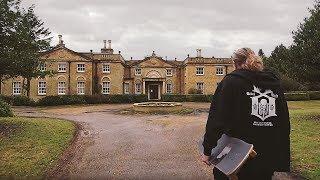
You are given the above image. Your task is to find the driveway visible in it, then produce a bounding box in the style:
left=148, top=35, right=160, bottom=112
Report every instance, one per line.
left=14, top=104, right=213, bottom=179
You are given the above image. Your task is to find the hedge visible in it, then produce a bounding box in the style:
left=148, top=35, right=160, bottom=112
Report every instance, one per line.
left=37, top=94, right=148, bottom=106
left=0, top=95, right=35, bottom=106
left=162, top=94, right=213, bottom=102
left=284, top=93, right=310, bottom=101
left=308, top=91, right=320, bottom=100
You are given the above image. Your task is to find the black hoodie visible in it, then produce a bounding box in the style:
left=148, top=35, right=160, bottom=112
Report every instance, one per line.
left=203, top=69, right=290, bottom=178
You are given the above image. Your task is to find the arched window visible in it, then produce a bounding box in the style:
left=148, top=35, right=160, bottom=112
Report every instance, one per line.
left=135, top=80, right=142, bottom=94
left=166, top=80, right=173, bottom=94
left=102, top=77, right=111, bottom=94
left=77, top=77, right=85, bottom=95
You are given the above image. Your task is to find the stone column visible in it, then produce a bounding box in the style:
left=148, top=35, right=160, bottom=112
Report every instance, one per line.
left=162, top=81, right=166, bottom=95
left=143, top=80, right=146, bottom=94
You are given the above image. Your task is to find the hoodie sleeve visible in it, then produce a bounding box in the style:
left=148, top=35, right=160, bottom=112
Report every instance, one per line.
left=202, top=77, right=235, bottom=156
left=276, top=88, right=291, bottom=172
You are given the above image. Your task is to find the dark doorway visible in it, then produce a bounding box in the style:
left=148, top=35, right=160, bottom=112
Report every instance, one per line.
left=149, top=84, right=159, bottom=100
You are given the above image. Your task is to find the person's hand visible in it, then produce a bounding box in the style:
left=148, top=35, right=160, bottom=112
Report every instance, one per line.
left=201, top=154, right=212, bottom=166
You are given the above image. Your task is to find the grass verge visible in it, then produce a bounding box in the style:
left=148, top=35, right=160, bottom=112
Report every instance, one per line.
left=0, top=117, right=76, bottom=178
left=288, top=101, right=320, bottom=179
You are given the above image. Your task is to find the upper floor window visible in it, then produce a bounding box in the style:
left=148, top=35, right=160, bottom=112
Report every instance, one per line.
left=38, top=81, right=46, bottom=95
left=196, top=82, right=204, bottom=94
left=39, top=63, right=46, bottom=72
left=77, top=81, right=85, bottom=95
left=124, top=83, right=129, bottom=94
left=196, top=67, right=204, bottom=75
left=166, top=83, right=173, bottom=94
left=12, top=82, right=21, bottom=95
left=103, top=64, right=110, bottom=73
left=166, top=69, right=173, bottom=77
left=77, top=63, right=85, bottom=72
left=135, top=67, right=141, bottom=76
left=58, top=81, right=66, bottom=95
left=102, top=81, right=110, bottom=94
left=58, top=63, right=67, bottom=72
left=216, top=66, right=224, bottom=76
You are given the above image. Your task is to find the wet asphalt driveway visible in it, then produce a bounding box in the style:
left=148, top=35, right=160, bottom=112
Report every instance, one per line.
left=14, top=104, right=213, bottom=179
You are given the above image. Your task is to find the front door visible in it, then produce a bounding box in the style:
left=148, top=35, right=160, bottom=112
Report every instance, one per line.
left=149, top=84, right=159, bottom=100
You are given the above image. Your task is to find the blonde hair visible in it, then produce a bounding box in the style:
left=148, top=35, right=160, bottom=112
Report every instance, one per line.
left=232, top=48, right=264, bottom=71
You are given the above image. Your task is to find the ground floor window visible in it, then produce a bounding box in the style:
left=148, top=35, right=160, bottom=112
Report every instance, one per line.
left=196, top=82, right=204, bottom=94
left=135, top=83, right=142, bottom=94
left=77, top=81, right=85, bottom=95
left=124, top=83, right=129, bottom=94
left=102, top=81, right=110, bottom=94
left=38, top=81, right=46, bottom=95
left=58, top=81, right=66, bottom=95
left=166, top=83, right=173, bottom=94
left=12, top=82, right=21, bottom=95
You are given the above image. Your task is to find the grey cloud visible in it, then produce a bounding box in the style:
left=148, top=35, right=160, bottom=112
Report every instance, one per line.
left=22, top=0, right=314, bottom=59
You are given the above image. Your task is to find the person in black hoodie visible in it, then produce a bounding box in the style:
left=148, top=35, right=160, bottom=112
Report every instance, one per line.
left=201, top=48, right=290, bottom=180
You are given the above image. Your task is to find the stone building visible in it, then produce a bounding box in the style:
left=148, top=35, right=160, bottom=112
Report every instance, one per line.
left=0, top=35, right=234, bottom=100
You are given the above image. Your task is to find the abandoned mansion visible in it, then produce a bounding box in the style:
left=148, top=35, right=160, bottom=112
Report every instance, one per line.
left=0, top=35, right=235, bottom=100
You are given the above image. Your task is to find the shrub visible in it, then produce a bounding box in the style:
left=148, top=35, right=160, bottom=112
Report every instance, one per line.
left=284, top=93, right=310, bottom=101
left=308, top=91, right=320, bottom=100
left=162, top=94, right=213, bottom=102
left=0, top=100, right=14, bottom=117
left=0, top=95, right=13, bottom=104
left=280, top=75, right=306, bottom=92
left=12, top=96, right=35, bottom=106
left=188, top=88, right=203, bottom=94
left=37, top=95, right=86, bottom=106
left=186, top=94, right=212, bottom=102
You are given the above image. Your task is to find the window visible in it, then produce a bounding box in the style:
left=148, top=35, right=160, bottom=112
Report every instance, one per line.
left=39, top=63, right=46, bottom=72
left=58, top=81, right=66, bottom=95
left=216, top=66, right=224, bottom=75
left=196, top=82, right=204, bottom=94
left=12, top=82, right=21, bottom=95
left=102, top=81, right=110, bottom=94
left=196, top=67, right=204, bottom=75
left=58, top=63, right=67, bottom=72
left=124, top=83, right=129, bottom=94
left=38, top=81, right=46, bottom=95
left=77, top=81, right=85, bottom=95
left=135, top=83, right=142, bottom=94
left=166, top=69, right=173, bottom=76
left=77, top=64, right=85, bottom=72
left=166, top=83, right=173, bottom=94
left=103, top=64, right=110, bottom=73
left=135, top=67, right=141, bottom=76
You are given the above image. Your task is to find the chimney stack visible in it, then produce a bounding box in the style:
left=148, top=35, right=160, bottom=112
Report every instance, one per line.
left=101, top=39, right=114, bottom=54
left=58, top=35, right=65, bottom=47
left=196, top=49, right=202, bottom=57
left=108, top=40, right=112, bottom=49
left=103, top=40, right=107, bottom=49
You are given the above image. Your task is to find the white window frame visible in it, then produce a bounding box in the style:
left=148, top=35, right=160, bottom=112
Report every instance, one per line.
left=196, top=82, right=204, bottom=94
left=12, top=82, right=21, bottom=95
left=216, top=66, right=224, bottom=76
left=39, top=63, right=46, bottom=72
left=77, top=81, right=85, bottom=95
left=102, top=63, right=111, bottom=73
left=102, top=81, right=110, bottom=95
left=166, top=83, right=173, bottom=94
left=196, top=66, right=204, bottom=76
left=38, top=81, right=46, bottom=95
left=58, top=63, right=67, bottom=72
left=166, top=69, right=173, bottom=77
left=124, top=83, right=130, bottom=94
left=135, top=67, right=141, bottom=76
left=77, top=63, right=85, bottom=72
left=58, top=81, right=66, bottom=95
left=135, top=83, right=142, bottom=94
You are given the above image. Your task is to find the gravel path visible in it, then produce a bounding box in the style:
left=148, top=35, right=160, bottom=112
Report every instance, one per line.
left=14, top=104, right=213, bottom=179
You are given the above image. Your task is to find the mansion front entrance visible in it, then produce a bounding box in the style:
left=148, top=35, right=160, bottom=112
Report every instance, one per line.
left=143, top=78, right=165, bottom=100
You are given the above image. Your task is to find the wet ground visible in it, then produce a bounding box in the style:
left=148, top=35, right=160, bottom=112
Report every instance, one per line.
left=14, top=103, right=213, bottom=179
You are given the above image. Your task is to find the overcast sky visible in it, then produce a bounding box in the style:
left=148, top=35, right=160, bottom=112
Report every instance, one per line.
left=22, top=0, right=314, bottom=60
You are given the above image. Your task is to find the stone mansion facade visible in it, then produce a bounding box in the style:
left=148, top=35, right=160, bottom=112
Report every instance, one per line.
left=0, top=35, right=235, bottom=100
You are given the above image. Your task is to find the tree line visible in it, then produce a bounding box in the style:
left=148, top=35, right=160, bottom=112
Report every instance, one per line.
left=260, top=0, right=320, bottom=91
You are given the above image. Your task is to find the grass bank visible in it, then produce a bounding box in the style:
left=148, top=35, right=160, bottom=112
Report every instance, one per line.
left=0, top=117, right=76, bottom=178
left=288, top=101, right=320, bottom=179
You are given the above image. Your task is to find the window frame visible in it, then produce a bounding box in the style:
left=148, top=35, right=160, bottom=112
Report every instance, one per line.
left=58, top=81, right=66, bottom=95
left=12, top=82, right=21, bottom=95
left=196, top=66, right=204, bottom=76
left=124, top=83, right=130, bottom=94
left=166, top=69, right=173, bottom=77
left=102, top=63, right=111, bottom=73
left=102, top=81, right=111, bottom=95
left=166, top=83, right=173, bottom=94
left=38, top=81, right=47, bottom=95
left=58, top=63, right=67, bottom=72
left=39, top=63, right=46, bottom=72
left=77, top=63, right=85, bottom=72
left=216, top=66, right=224, bottom=76
left=77, top=81, right=85, bottom=95
left=196, top=82, right=204, bottom=94
left=135, top=83, right=142, bottom=94
left=135, top=67, right=142, bottom=76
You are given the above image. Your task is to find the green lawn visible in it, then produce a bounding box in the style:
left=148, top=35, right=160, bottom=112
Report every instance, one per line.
left=288, top=100, right=320, bottom=179
left=0, top=117, right=76, bottom=178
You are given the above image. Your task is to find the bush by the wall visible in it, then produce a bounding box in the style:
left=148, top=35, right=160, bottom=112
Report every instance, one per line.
left=186, top=94, right=212, bottom=102
left=308, top=91, right=320, bottom=100
left=284, top=93, right=310, bottom=101
left=162, top=94, right=213, bottom=102
left=0, top=95, right=35, bottom=106
left=37, top=95, right=87, bottom=106
left=0, top=100, right=14, bottom=117
left=280, top=75, right=306, bottom=92
left=162, top=94, right=187, bottom=102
